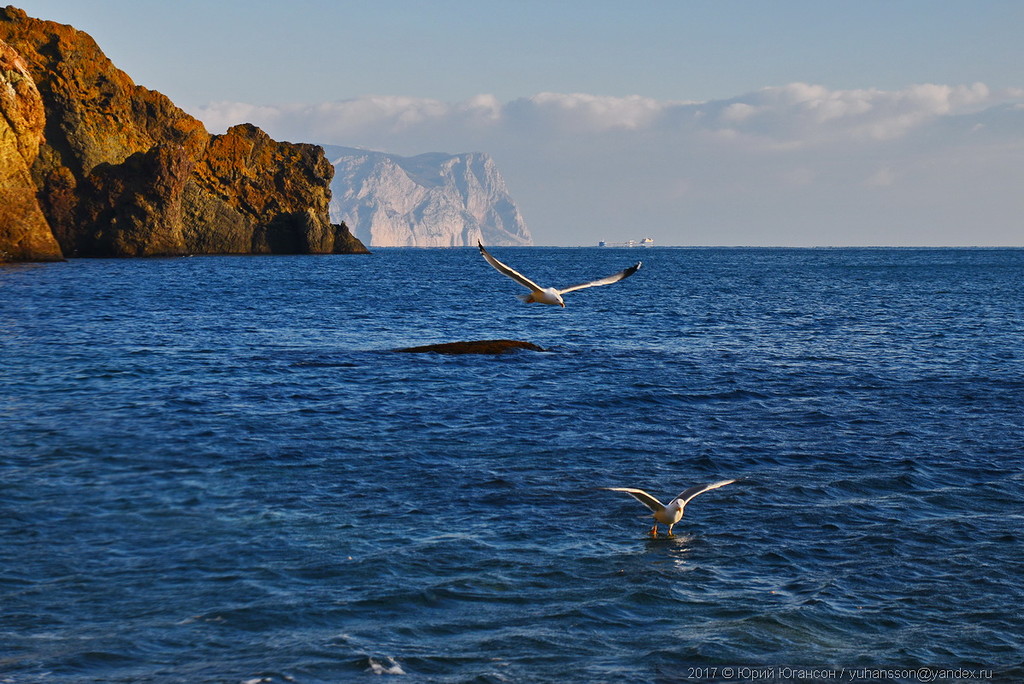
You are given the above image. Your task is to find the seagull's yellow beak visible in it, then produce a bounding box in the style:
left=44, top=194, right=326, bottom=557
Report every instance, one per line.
left=559, top=302, right=565, bottom=308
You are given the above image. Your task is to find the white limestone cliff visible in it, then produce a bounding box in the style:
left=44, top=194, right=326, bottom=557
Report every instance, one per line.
left=325, top=146, right=532, bottom=247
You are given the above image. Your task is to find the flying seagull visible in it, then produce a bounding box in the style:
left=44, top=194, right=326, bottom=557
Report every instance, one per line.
left=478, top=241, right=641, bottom=307
left=603, top=480, right=736, bottom=536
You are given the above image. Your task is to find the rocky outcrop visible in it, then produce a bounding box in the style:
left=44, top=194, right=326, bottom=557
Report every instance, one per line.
left=183, top=123, right=367, bottom=255
left=326, top=145, right=532, bottom=248
left=0, top=37, right=61, bottom=260
left=0, top=6, right=367, bottom=260
left=395, top=340, right=546, bottom=355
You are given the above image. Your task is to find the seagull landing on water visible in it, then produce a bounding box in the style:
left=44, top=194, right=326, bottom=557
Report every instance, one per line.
left=603, top=480, right=736, bottom=537
left=477, top=242, right=641, bottom=307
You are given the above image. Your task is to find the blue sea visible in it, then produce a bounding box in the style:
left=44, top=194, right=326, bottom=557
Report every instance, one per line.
left=2, top=247, right=1023, bottom=683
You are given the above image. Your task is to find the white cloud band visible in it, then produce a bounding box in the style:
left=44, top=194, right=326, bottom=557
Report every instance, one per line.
left=192, top=82, right=1021, bottom=148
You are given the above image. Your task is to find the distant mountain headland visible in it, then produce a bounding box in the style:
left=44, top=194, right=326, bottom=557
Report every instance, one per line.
left=0, top=6, right=368, bottom=262
left=325, top=146, right=532, bottom=247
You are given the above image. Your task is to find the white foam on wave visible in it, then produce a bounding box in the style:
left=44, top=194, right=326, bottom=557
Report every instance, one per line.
left=366, top=656, right=406, bottom=675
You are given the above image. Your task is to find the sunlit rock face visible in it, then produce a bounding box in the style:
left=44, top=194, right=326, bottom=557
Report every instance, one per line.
left=326, top=146, right=532, bottom=248
left=0, top=36, right=61, bottom=261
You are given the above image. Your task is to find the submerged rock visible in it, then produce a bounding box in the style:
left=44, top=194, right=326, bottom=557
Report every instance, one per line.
left=394, top=339, right=546, bottom=355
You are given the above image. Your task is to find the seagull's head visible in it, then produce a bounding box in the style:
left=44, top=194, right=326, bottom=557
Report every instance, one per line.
left=534, top=288, right=565, bottom=307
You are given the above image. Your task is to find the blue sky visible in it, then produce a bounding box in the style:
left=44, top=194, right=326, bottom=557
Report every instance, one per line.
left=22, top=1, right=1024, bottom=106
left=17, top=1, right=1024, bottom=245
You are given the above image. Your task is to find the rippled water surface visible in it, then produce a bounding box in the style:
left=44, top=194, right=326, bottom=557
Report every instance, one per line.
left=3, top=248, right=1023, bottom=683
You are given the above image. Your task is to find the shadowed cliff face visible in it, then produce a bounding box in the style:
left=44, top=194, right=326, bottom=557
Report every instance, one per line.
left=0, top=5, right=368, bottom=260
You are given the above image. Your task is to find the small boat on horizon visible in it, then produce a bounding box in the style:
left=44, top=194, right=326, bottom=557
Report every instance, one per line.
left=598, top=237, right=654, bottom=247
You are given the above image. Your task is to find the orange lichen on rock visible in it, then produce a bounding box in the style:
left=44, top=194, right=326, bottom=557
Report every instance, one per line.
left=0, top=35, right=61, bottom=261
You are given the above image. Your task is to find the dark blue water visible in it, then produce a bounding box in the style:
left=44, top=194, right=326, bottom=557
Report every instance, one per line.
left=2, top=248, right=1023, bottom=683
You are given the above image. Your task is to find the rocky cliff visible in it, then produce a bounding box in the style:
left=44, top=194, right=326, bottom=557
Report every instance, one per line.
left=0, top=6, right=367, bottom=261
left=0, top=37, right=61, bottom=260
left=325, top=146, right=532, bottom=247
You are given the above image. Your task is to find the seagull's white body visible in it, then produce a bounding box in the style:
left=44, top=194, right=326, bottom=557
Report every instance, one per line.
left=603, top=479, right=736, bottom=536
left=478, top=242, right=641, bottom=307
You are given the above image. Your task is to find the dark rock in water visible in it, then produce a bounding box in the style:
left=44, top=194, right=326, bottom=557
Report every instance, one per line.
left=395, top=340, right=546, bottom=355
left=0, top=6, right=369, bottom=260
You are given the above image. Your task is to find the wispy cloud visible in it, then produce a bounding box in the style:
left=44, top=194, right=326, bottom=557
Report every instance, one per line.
left=190, top=83, right=1024, bottom=245
left=194, top=82, right=1018, bottom=145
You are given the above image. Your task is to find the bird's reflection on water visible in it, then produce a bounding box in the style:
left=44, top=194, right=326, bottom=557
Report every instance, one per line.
left=642, top=533, right=701, bottom=572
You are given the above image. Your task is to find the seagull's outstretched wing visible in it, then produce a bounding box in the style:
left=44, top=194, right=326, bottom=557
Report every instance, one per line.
left=478, top=242, right=543, bottom=292
left=674, top=479, right=736, bottom=506
left=557, top=262, right=642, bottom=295
left=602, top=487, right=666, bottom=513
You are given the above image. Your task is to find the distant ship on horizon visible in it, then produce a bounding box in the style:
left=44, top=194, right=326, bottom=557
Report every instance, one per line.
left=598, top=237, right=654, bottom=247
